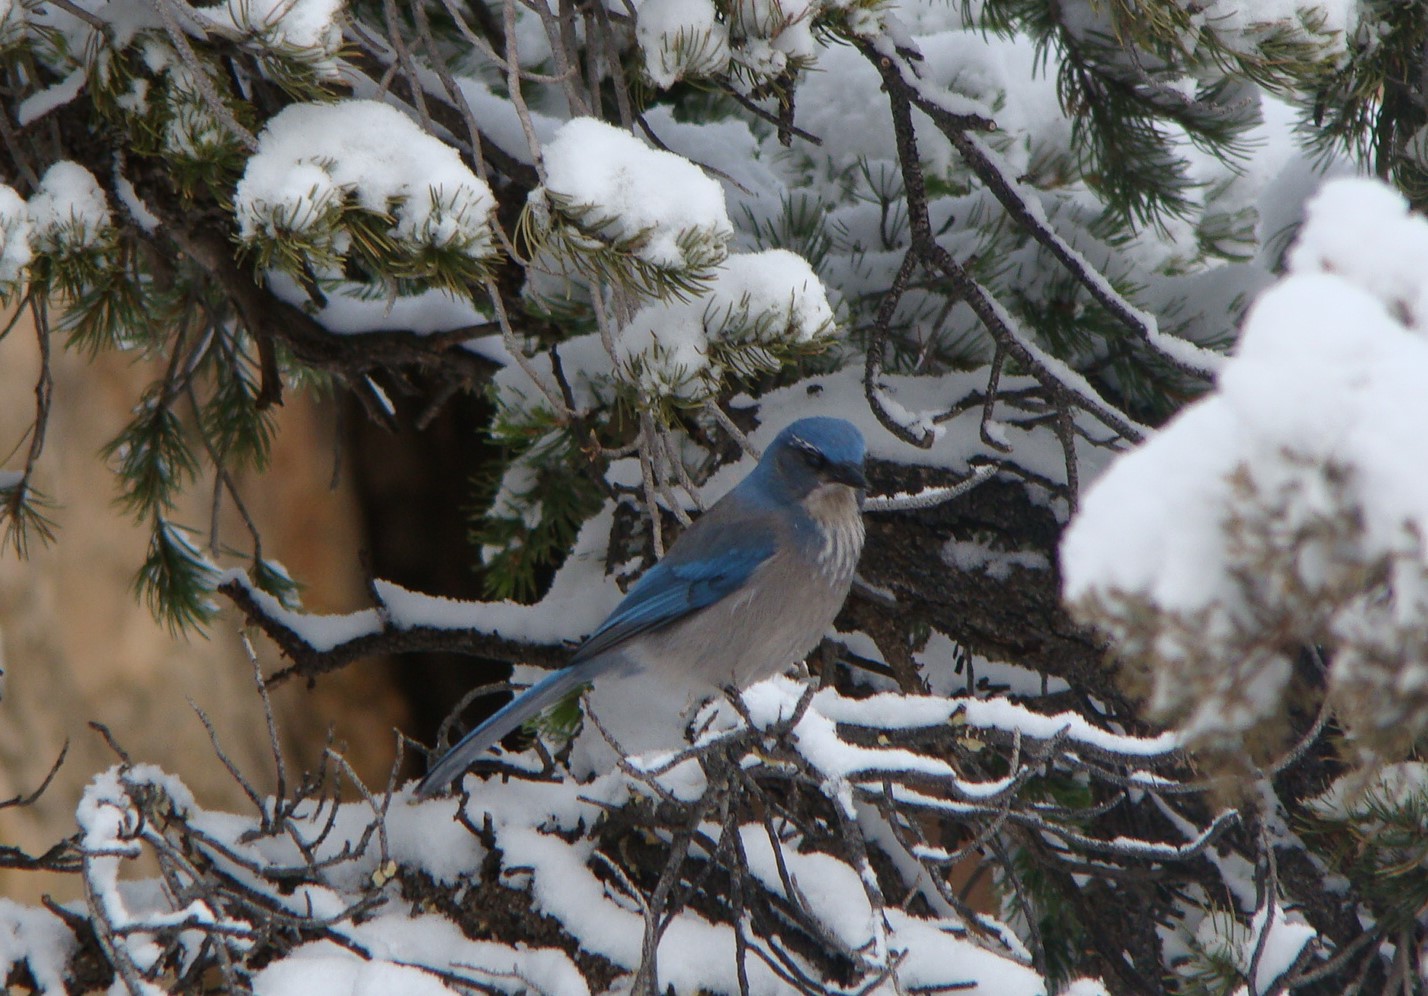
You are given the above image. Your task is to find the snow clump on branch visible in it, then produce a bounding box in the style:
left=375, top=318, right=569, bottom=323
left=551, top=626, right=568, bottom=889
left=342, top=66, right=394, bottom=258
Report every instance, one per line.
left=635, top=0, right=731, bottom=88
left=234, top=100, right=500, bottom=283
left=728, top=0, right=821, bottom=78
left=1061, top=176, right=1428, bottom=767
left=0, top=183, right=31, bottom=296
left=26, top=161, right=112, bottom=257
left=531, top=116, right=733, bottom=300
left=616, top=248, right=835, bottom=403
left=634, top=0, right=831, bottom=89
left=201, top=0, right=347, bottom=68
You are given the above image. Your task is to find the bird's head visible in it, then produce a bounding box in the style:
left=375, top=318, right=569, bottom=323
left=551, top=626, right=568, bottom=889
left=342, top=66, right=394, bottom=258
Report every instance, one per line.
left=756, top=417, right=868, bottom=503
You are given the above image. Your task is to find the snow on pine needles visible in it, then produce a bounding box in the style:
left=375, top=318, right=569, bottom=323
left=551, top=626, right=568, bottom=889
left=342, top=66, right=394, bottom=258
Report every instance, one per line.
left=234, top=100, right=501, bottom=291
left=1063, top=177, right=1428, bottom=766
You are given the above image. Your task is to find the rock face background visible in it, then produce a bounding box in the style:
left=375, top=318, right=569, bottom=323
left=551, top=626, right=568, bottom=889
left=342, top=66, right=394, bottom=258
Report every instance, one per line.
left=0, top=311, right=410, bottom=903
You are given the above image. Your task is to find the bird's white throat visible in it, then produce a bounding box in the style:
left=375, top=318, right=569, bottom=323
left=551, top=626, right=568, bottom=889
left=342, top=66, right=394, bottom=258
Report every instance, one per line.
left=805, top=483, right=865, bottom=583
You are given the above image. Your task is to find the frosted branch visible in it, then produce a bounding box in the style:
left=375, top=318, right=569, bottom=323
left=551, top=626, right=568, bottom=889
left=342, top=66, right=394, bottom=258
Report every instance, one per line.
left=863, top=464, right=997, bottom=513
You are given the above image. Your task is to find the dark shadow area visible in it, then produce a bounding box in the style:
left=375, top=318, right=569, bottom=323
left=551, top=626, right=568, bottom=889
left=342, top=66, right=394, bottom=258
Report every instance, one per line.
left=343, top=381, right=511, bottom=767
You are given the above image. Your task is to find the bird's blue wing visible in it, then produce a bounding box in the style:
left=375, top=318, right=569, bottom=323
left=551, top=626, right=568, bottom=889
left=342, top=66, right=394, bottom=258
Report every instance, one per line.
left=416, top=502, right=776, bottom=796
left=571, top=532, right=775, bottom=664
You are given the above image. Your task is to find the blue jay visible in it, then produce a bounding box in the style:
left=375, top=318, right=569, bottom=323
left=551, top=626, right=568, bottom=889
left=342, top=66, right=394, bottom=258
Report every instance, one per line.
left=416, top=416, right=867, bottom=796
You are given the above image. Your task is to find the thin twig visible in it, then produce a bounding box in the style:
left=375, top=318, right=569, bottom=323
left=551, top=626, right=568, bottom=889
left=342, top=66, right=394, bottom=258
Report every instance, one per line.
left=150, top=0, right=259, bottom=151
left=862, top=464, right=997, bottom=513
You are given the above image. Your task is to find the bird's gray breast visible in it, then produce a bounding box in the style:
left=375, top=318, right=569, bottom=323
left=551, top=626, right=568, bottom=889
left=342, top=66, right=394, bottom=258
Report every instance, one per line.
left=631, top=483, right=865, bottom=693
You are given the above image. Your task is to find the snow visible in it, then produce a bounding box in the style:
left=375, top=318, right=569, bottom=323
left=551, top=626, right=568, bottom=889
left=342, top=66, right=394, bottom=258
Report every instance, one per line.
left=28, top=0, right=159, bottom=53
left=77, top=764, right=196, bottom=853
left=0, top=654, right=1129, bottom=995
left=1308, top=761, right=1428, bottom=819
left=375, top=524, right=621, bottom=645
left=700, top=364, right=1115, bottom=507
left=0, top=0, right=21, bottom=44
left=1065, top=179, right=1428, bottom=604
left=728, top=0, right=820, bottom=78
left=16, top=69, right=86, bottom=126
left=810, top=684, right=1180, bottom=757
left=739, top=825, right=875, bottom=949
left=30, top=669, right=1127, bottom=994
left=739, top=681, right=963, bottom=783
left=0, top=1, right=1375, bottom=992
left=265, top=271, right=490, bottom=335
left=72, top=765, right=242, bottom=981
left=1062, top=981, right=1112, bottom=996
left=1190, top=0, right=1358, bottom=57
left=615, top=248, right=834, bottom=400
left=1062, top=176, right=1428, bottom=743
left=251, top=913, right=588, bottom=996
left=1286, top=177, right=1428, bottom=330
left=640, top=105, right=782, bottom=215
left=882, top=909, right=1044, bottom=995
left=234, top=100, right=498, bottom=266
left=201, top=0, right=346, bottom=60
left=161, top=791, right=584, bottom=990
left=617, top=299, right=715, bottom=399
left=957, top=131, right=1223, bottom=377
left=252, top=946, right=458, bottom=996
left=164, top=78, right=233, bottom=157
left=218, top=503, right=627, bottom=657
left=288, top=360, right=1118, bottom=696
left=33, top=1, right=343, bottom=107
left=113, top=172, right=160, bottom=233
left=452, top=76, right=562, bottom=165
left=0, top=900, right=75, bottom=994
left=1239, top=904, right=1317, bottom=994
left=871, top=386, right=944, bottom=443
left=26, top=161, right=112, bottom=254
left=915, top=632, right=1070, bottom=698
left=943, top=538, right=1049, bottom=581
left=498, top=824, right=783, bottom=993
left=219, top=568, right=383, bottom=651
left=1186, top=903, right=1317, bottom=996
left=636, top=0, right=731, bottom=88
left=0, top=183, right=31, bottom=289
left=1062, top=398, right=1238, bottom=616
left=793, top=40, right=944, bottom=175
left=488, top=793, right=1049, bottom=995
left=708, top=249, right=833, bottom=342
left=375, top=793, right=485, bottom=885
left=539, top=116, right=733, bottom=273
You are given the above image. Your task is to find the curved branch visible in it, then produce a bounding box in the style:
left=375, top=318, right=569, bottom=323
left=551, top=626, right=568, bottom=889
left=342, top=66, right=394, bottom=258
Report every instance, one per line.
left=947, top=131, right=1222, bottom=379
left=858, top=37, right=1148, bottom=448
left=864, top=33, right=1221, bottom=381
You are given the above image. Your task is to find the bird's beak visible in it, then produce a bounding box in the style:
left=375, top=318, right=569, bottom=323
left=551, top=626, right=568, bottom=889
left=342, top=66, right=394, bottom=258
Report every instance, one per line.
left=830, top=462, right=868, bottom=491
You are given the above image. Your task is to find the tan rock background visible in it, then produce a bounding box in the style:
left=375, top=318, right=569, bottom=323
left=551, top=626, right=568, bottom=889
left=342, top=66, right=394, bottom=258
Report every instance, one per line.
left=0, top=310, right=409, bottom=903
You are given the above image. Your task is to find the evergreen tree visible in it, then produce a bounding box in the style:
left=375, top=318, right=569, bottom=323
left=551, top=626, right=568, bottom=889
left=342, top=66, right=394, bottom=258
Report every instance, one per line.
left=0, top=0, right=1423, bottom=992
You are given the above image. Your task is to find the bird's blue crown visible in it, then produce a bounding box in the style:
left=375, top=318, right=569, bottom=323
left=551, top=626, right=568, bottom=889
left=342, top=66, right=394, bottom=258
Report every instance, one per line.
left=774, top=417, right=865, bottom=467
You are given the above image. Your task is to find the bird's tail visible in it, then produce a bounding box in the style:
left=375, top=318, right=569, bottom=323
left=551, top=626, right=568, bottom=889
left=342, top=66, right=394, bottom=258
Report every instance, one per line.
left=415, top=665, right=592, bottom=796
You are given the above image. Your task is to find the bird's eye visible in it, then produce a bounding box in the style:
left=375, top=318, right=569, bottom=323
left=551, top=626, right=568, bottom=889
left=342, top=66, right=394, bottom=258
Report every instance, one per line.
left=802, top=448, right=827, bottom=470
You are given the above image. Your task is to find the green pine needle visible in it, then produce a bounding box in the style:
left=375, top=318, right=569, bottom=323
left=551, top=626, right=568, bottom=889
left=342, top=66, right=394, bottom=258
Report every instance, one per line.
left=0, top=481, right=59, bottom=559
left=104, top=393, right=200, bottom=522
left=201, top=349, right=278, bottom=470
left=135, top=518, right=220, bottom=634
left=252, top=556, right=302, bottom=608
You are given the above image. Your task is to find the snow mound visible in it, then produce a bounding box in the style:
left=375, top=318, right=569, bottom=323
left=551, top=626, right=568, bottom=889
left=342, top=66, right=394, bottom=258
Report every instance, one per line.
left=234, top=100, right=498, bottom=270
left=1062, top=177, right=1428, bottom=758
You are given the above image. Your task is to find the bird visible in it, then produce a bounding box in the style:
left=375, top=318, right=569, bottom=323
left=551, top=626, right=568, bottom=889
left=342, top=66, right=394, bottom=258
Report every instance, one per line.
left=416, top=416, right=868, bottom=796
